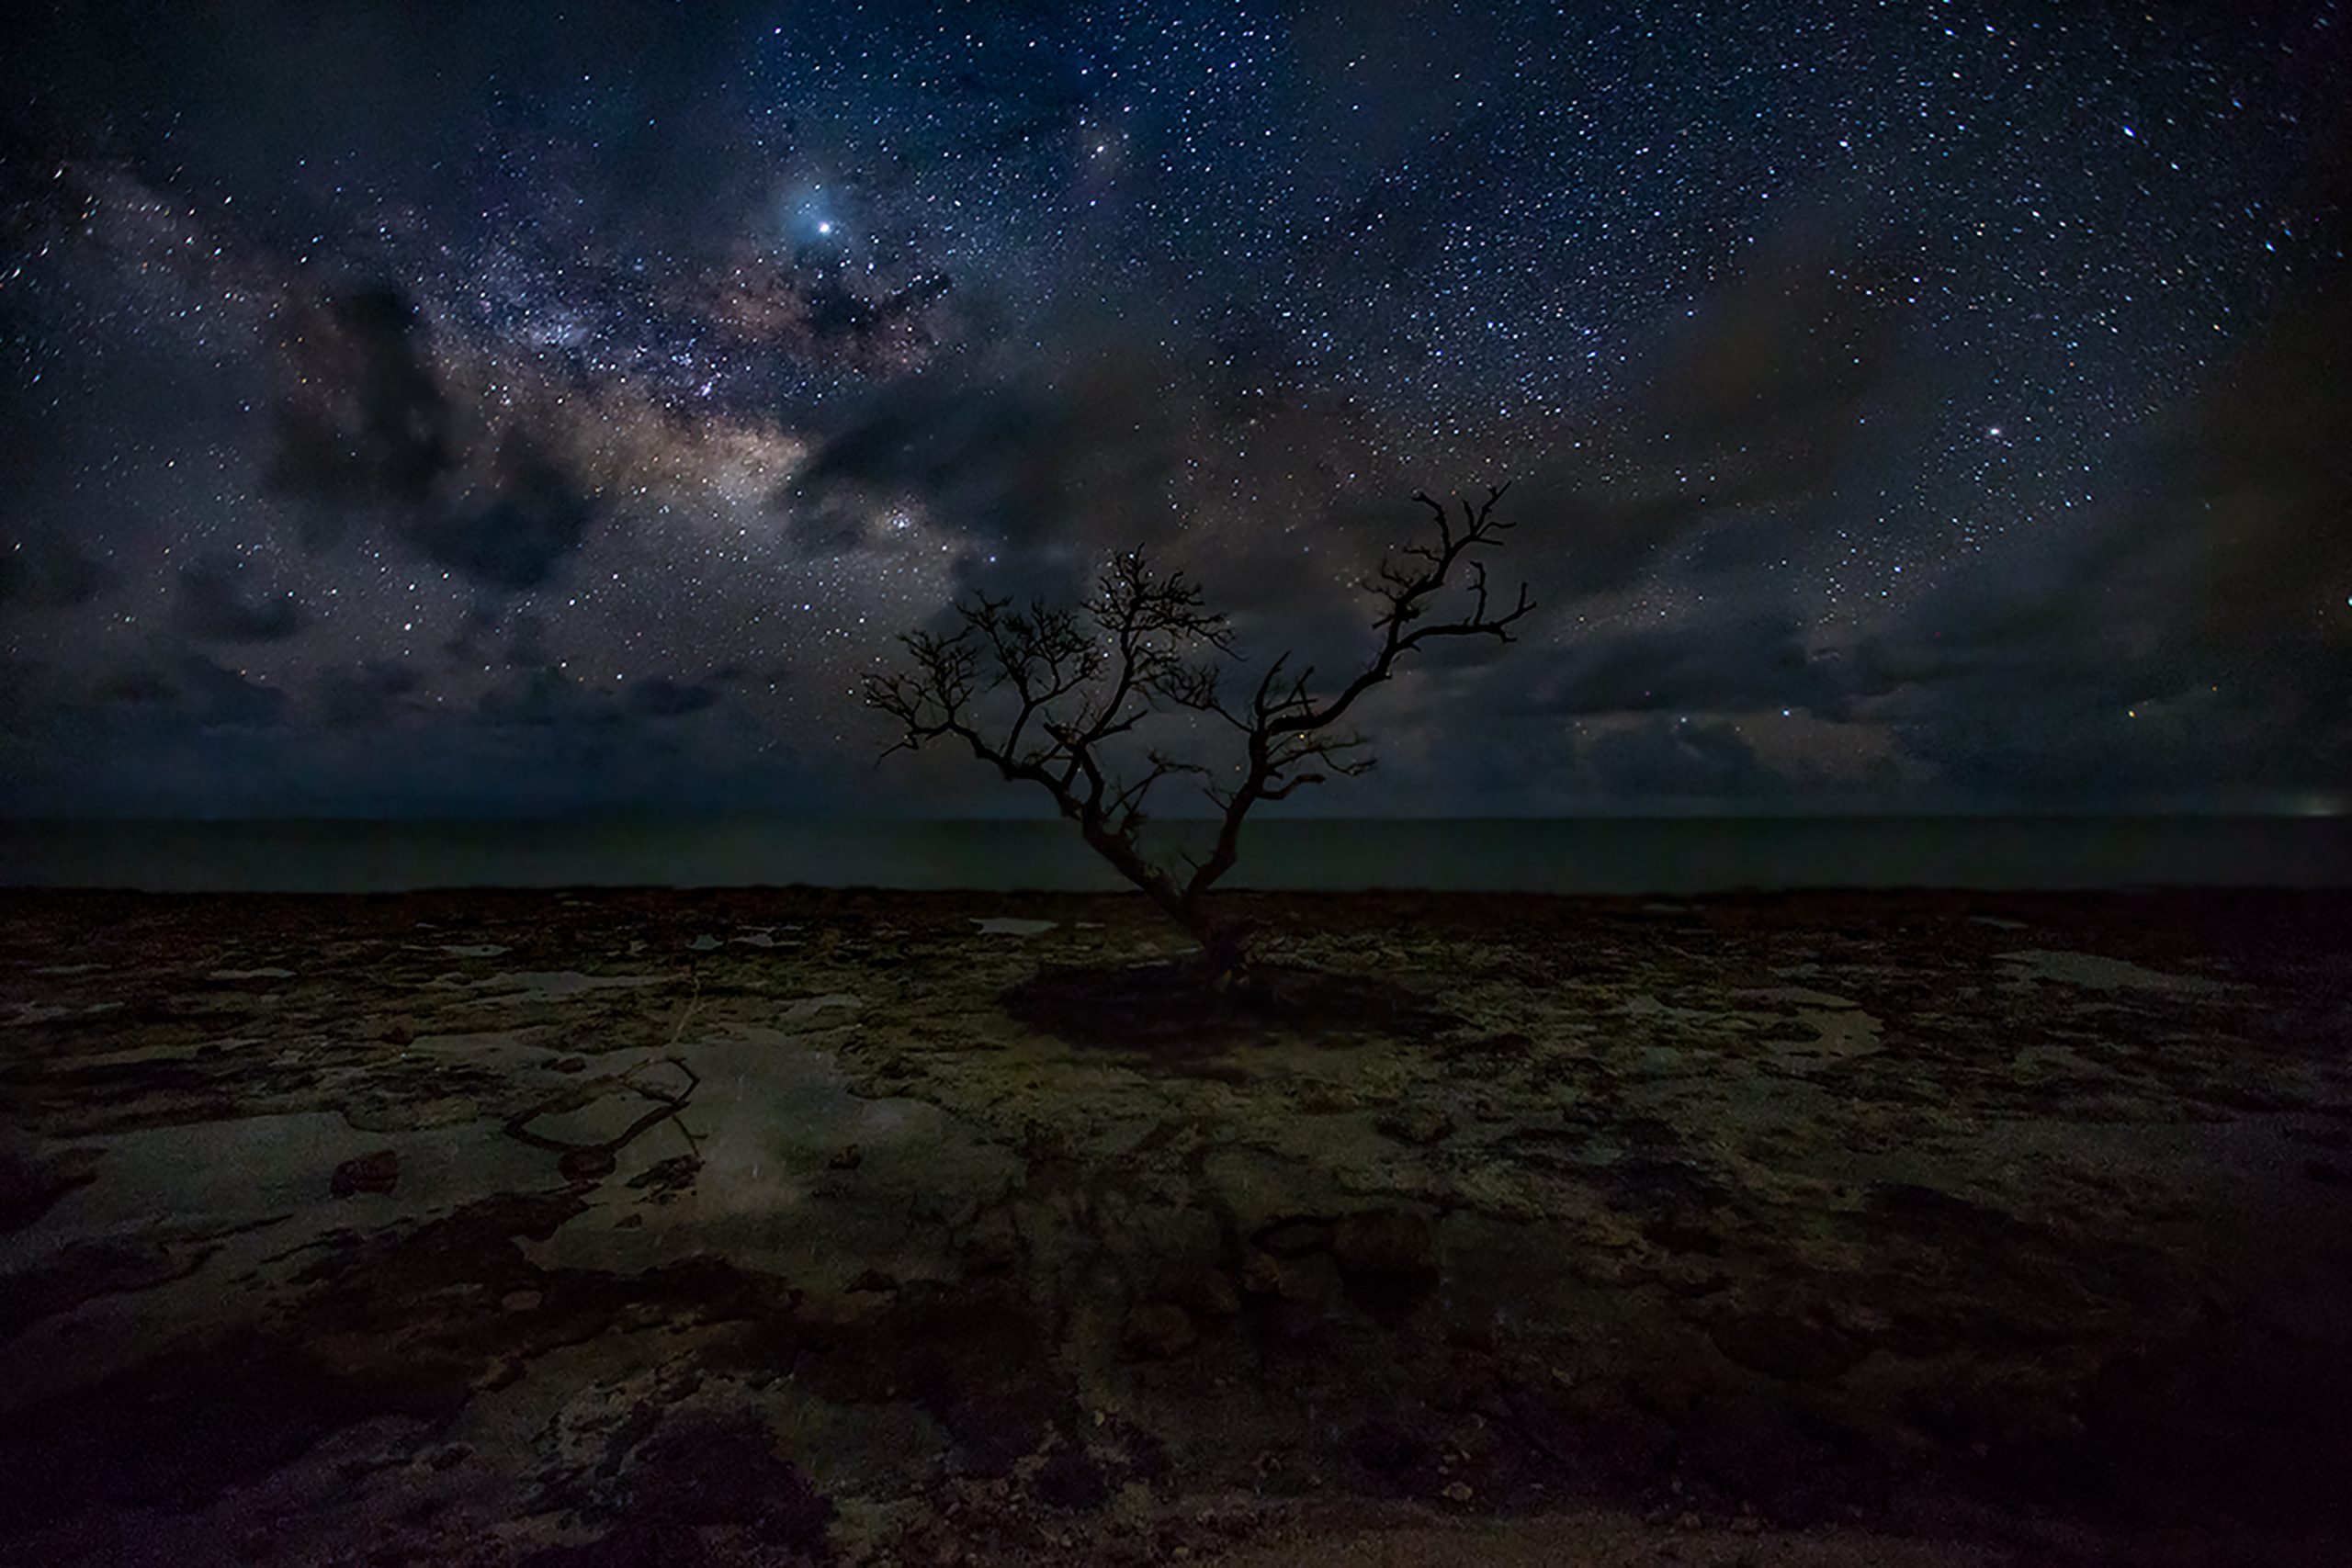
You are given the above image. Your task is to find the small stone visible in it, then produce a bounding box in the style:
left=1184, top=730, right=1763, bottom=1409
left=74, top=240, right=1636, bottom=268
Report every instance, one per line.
left=1631, top=1349, right=1717, bottom=1416
left=548, top=1055, right=587, bottom=1074
left=331, top=1148, right=399, bottom=1197
left=626, top=1153, right=701, bottom=1200
left=1123, top=1301, right=1199, bottom=1359
left=1709, top=1308, right=1863, bottom=1382
left=1238, top=1251, right=1286, bottom=1296
left=1349, top=1418, right=1429, bottom=1472
left=1331, top=1209, right=1437, bottom=1278
left=559, top=1147, right=617, bottom=1182
left=1374, top=1105, right=1456, bottom=1145
left=1187, top=1268, right=1241, bottom=1319
left=1441, top=1482, right=1474, bottom=1505
left=1676, top=1509, right=1701, bottom=1529
left=382, top=1023, right=413, bottom=1046
left=1253, top=1216, right=1332, bottom=1258
left=831, top=1143, right=864, bottom=1170
left=500, top=1290, right=542, bottom=1313
left=1031, top=1449, right=1112, bottom=1512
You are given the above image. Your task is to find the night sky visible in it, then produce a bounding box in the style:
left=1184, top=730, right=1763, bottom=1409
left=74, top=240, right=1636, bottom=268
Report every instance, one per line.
left=3, top=0, right=2347, bottom=818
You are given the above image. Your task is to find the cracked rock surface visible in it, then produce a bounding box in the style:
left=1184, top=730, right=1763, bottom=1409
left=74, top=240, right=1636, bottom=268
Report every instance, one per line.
left=2, top=886, right=2347, bottom=1567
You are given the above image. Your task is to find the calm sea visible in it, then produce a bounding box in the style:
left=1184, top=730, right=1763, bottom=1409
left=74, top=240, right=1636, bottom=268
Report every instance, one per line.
left=1, top=818, right=2346, bottom=894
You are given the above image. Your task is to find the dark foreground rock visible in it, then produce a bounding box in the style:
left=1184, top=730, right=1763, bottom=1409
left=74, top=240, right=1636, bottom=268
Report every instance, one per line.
left=0, top=886, right=2346, bottom=1566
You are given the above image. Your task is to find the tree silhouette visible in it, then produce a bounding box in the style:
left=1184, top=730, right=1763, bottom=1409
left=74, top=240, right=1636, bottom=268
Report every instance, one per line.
left=864, top=485, right=1532, bottom=983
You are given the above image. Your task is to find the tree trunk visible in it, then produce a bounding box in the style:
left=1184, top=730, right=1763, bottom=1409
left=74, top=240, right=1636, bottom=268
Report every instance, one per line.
left=1188, top=905, right=1253, bottom=992
left=1078, top=815, right=1252, bottom=990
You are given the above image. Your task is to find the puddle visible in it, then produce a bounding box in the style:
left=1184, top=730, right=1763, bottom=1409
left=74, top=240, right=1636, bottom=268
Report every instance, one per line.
left=781, top=993, right=861, bottom=1024
left=522, top=1026, right=1022, bottom=1285
left=1737, top=986, right=1863, bottom=1010
left=458, top=971, right=667, bottom=1000
left=3, top=1112, right=548, bottom=1254
left=1787, top=1006, right=1883, bottom=1059
left=6, top=1002, right=119, bottom=1028
left=1999, top=949, right=2224, bottom=993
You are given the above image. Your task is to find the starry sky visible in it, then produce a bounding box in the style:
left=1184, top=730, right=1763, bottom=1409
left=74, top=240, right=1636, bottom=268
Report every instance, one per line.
left=3, top=0, right=2347, bottom=818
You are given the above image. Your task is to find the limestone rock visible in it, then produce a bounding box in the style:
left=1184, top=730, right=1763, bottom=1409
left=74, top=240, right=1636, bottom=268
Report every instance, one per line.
left=1374, top=1105, right=1456, bottom=1145
left=1709, top=1308, right=1864, bottom=1382
left=1123, top=1301, right=1199, bottom=1359
left=559, top=1147, right=617, bottom=1182
left=1187, top=1268, right=1242, bottom=1319
left=1332, top=1209, right=1437, bottom=1279
left=330, top=1148, right=399, bottom=1197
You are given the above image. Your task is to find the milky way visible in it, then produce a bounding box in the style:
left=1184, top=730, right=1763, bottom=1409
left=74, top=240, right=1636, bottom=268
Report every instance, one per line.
left=3, top=1, right=2347, bottom=816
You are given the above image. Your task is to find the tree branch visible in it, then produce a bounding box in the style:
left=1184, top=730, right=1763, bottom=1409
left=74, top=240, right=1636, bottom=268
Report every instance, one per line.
left=862, top=486, right=1532, bottom=971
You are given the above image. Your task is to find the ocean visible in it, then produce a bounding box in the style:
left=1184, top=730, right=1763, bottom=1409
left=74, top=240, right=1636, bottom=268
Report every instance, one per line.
left=2, top=816, right=2346, bottom=894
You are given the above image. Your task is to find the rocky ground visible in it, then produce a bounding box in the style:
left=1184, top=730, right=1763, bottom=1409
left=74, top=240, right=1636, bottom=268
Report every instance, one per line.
left=2, top=886, right=2348, bottom=1567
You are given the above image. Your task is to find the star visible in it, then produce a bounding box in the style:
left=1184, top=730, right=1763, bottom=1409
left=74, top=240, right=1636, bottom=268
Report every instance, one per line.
left=0, top=0, right=2341, bottom=815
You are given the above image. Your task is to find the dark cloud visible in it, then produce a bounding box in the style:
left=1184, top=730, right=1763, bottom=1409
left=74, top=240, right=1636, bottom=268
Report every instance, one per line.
left=781, top=345, right=1190, bottom=568
left=267, top=286, right=601, bottom=592
left=266, top=286, right=454, bottom=513
left=443, top=604, right=502, bottom=663
left=411, top=434, right=597, bottom=592
left=1582, top=716, right=1788, bottom=802
left=81, top=657, right=286, bottom=726
left=0, top=531, right=116, bottom=608
left=1526, top=610, right=1849, bottom=720
left=316, top=660, right=421, bottom=728
left=92, top=664, right=176, bottom=706
left=448, top=606, right=559, bottom=668
left=627, top=675, right=725, bottom=719
left=1847, top=281, right=2352, bottom=805
left=473, top=663, right=729, bottom=729
left=477, top=667, right=622, bottom=731
left=175, top=557, right=308, bottom=644
left=1506, top=214, right=1936, bottom=602
left=90, top=655, right=293, bottom=731
left=1633, top=213, right=1912, bottom=494
left=503, top=611, right=554, bottom=668
left=784, top=371, right=1075, bottom=547
left=783, top=493, right=885, bottom=559
left=702, top=256, right=955, bottom=372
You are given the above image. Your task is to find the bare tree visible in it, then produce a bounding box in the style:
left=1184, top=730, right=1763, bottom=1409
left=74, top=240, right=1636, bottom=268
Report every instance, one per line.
left=863, top=485, right=1532, bottom=984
